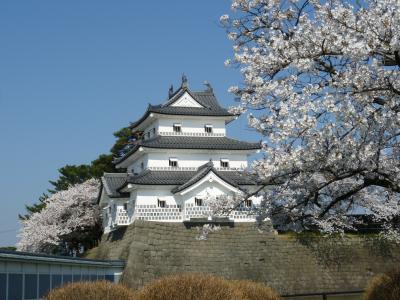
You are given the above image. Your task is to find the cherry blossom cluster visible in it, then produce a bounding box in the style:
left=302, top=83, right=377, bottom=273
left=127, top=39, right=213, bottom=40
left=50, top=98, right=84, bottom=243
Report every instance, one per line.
left=222, top=0, right=400, bottom=239
left=17, top=179, right=101, bottom=253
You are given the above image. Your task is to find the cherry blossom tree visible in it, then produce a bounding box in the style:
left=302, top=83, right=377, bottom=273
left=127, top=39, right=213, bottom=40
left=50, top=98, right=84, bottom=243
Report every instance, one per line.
left=222, top=0, right=400, bottom=238
left=17, top=179, right=101, bottom=254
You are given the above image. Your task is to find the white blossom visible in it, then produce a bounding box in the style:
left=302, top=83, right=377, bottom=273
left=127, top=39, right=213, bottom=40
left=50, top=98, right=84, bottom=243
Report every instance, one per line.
left=223, top=0, right=400, bottom=239
left=17, top=179, right=101, bottom=253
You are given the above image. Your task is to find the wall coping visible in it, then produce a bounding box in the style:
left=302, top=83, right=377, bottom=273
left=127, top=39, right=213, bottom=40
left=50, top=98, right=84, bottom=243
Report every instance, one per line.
left=0, top=250, right=125, bottom=267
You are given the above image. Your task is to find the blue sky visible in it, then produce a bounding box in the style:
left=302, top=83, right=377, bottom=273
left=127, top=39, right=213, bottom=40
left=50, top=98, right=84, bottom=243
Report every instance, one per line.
left=0, top=1, right=260, bottom=246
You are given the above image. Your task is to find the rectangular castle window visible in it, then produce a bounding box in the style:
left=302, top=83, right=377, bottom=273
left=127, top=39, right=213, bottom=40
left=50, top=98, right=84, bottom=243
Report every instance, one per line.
left=173, top=123, right=181, bottom=133
left=123, top=203, right=128, bottom=210
left=169, top=158, right=178, bottom=167
left=220, top=158, right=229, bottom=168
left=244, top=199, right=252, bottom=207
left=158, top=199, right=166, bottom=208
left=204, top=124, right=213, bottom=133
left=195, top=198, right=203, bottom=206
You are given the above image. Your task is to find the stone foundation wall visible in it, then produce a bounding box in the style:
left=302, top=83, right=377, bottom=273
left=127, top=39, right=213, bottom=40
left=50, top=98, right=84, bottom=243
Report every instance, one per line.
left=89, top=220, right=400, bottom=295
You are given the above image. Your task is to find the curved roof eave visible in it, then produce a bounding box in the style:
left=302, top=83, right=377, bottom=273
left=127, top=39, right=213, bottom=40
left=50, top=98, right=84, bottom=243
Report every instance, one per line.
left=114, top=137, right=261, bottom=167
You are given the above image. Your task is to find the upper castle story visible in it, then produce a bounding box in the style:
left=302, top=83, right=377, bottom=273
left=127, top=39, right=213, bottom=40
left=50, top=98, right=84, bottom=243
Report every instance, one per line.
left=114, top=76, right=260, bottom=173
left=130, top=76, right=237, bottom=139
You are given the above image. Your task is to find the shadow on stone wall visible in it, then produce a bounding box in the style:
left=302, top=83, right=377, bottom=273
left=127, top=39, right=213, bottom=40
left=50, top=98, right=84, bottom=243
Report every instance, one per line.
left=296, top=232, right=400, bottom=269
left=87, top=221, right=400, bottom=295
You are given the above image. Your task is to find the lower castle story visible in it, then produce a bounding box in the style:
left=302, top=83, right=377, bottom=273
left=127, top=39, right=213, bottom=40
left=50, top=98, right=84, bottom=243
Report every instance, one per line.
left=98, top=162, right=261, bottom=233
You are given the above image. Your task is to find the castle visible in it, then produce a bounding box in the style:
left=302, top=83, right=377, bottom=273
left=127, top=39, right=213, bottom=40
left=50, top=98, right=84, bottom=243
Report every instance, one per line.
left=98, top=77, right=261, bottom=233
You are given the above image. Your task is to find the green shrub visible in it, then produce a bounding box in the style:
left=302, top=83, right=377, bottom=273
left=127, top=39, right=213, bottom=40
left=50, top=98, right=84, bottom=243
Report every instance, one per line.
left=230, top=280, right=282, bottom=300
left=44, top=280, right=135, bottom=300
left=364, top=270, right=400, bottom=300
left=134, top=273, right=282, bottom=300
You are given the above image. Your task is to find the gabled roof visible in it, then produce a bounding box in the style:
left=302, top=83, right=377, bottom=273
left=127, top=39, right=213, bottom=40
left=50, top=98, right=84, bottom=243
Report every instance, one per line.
left=115, top=136, right=261, bottom=165
left=130, top=87, right=236, bottom=130
left=115, top=164, right=257, bottom=192
left=101, top=173, right=129, bottom=198
left=171, top=161, right=240, bottom=194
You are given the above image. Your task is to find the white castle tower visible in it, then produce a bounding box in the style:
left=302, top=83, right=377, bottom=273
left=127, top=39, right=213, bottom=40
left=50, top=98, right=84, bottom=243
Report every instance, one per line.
left=98, top=77, right=261, bottom=233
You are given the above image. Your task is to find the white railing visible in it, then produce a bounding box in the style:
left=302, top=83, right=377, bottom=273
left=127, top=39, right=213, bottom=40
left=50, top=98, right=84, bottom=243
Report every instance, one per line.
left=134, top=204, right=182, bottom=221
left=158, top=131, right=225, bottom=137
left=148, top=166, right=197, bottom=171
left=107, top=204, right=258, bottom=227
left=184, top=203, right=211, bottom=220
left=214, top=167, right=244, bottom=171
left=116, top=208, right=129, bottom=226
left=229, top=206, right=257, bottom=221
left=147, top=166, right=244, bottom=172
left=183, top=203, right=256, bottom=221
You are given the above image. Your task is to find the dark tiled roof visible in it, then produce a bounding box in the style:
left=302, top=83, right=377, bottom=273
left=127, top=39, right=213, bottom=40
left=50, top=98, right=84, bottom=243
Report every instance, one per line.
left=130, top=88, right=236, bottom=129
left=115, top=136, right=261, bottom=165
left=101, top=173, right=129, bottom=198
left=147, top=105, right=233, bottom=117
left=192, top=91, right=225, bottom=109
left=171, top=161, right=240, bottom=193
left=119, top=166, right=257, bottom=191
left=140, top=136, right=260, bottom=150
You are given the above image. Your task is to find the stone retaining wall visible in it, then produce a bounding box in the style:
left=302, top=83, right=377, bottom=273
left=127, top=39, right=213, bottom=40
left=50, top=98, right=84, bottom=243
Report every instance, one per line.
left=88, top=220, right=400, bottom=295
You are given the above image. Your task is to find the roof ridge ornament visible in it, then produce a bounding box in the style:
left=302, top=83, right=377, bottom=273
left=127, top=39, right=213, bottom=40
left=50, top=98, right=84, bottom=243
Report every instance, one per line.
left=181, top=73, right=188, bottom=88
left=168, top=84, right=174, bottom=99
left=208, top=159, right=214, bottom=167
left=203, top=81, right=213, bottom=93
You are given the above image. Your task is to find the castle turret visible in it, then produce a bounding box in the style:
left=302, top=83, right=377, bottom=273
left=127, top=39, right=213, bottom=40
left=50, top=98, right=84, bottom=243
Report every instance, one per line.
left=98, top=79, right=261, bottom=233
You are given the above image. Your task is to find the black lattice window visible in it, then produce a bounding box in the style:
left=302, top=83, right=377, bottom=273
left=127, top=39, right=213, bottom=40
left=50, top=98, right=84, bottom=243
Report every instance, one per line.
left=158, top=199, right=166, bottom=208
left=169, top=158, right=178, bottom=167
left=204, top=124, right=213, bottom=133
left=195, top=198, right=203, bottom=206
left=244, top=199, right=252, bottom=207
left=173, top=123, right=181, bottom=132
left=220, top=159, right=229, bottom=168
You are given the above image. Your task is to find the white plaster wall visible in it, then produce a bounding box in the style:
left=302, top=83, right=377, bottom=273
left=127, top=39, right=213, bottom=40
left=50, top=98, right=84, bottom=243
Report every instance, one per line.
left=135, top=187, right=176, bottom=206
left=158, top=117, right=226, bottom=135
left=132, top=182, right=230, bottom=209
left=147, top=152, right=248, bottom=169
left=129, top=154, right=149, bottom=174
left=170, top=91, right=203, bottom=107
left=143, top=119, right=159, bottom=140
left=180, top=180, right=234, bottom=205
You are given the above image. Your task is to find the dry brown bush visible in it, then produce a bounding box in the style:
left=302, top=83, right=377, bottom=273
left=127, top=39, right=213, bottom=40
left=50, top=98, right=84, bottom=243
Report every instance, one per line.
left=134, top=273, right=240, bottom=300
left=44, top=280, right=135, bottom=300
left=230, top=280, right=282, bottom=300
left=363, top=270, right=400, bottom=300
left=134, top=273, right=282, bottom=300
